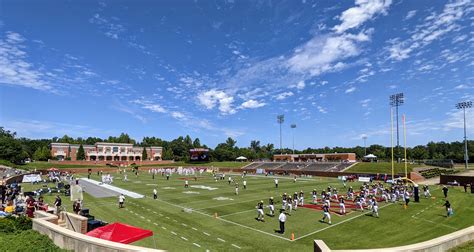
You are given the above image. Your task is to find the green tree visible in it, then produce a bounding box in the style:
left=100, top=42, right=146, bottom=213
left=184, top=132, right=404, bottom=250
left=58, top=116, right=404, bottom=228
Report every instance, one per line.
left=0, top=128, right=25, bottom=163
left=162, top=148, right=174, bottom=160
left=193, top=138, right=201, bottom=148
left=142, top=147, right=148, bottom=160
left=76, top=144, right=86, bottom=160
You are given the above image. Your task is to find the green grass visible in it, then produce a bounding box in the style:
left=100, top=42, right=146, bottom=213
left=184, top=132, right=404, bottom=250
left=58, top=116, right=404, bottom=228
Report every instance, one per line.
left=142, top=161, right=249, bottom=168
left=347, top=162, right=421, bottom=174
left=450, top=240, right=474, bottom=252
left=22, top=172, right=474, bottom=251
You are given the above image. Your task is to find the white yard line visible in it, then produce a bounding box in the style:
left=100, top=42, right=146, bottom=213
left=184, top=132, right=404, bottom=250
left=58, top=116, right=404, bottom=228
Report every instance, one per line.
left=231, top=244, right=242, bottom=249
left=411, top=216, right=458, bottom=230
left=217, top=238, right=226, bottom=242
left=219, top=206, right=269, bottom=217
left=194, top=198, right=264, bottom=211
left=293, top=203, right=393, bottom=241
left=153, top=198, right=292, bottom=241
left=193, top=243, right=201, bottom=248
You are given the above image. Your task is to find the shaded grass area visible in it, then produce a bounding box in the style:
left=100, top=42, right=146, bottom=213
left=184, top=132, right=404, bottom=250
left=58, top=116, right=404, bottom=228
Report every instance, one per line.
left=347, top=162, right=421, bottom=174
left=22, top=172, right=474, bottom=251
left=450, top=240, right=474, bottom=252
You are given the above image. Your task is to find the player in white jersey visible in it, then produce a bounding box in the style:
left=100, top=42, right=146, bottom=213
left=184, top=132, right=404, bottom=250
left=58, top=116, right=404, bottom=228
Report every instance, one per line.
left=372, top=200, right=379, bottom=217
left=339, top=197, right=346, bottom=215
left=299, top=191, right=304, bottom=206
left=312, top=189, right=318, bottom=204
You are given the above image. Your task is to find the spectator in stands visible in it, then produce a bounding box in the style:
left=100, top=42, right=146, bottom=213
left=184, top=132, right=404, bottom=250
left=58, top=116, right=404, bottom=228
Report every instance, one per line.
left=73, top=199, right=81, bottom=214
left=4, top=200, right=14, bottom=215
left=26, top=196, right=35, bottom=218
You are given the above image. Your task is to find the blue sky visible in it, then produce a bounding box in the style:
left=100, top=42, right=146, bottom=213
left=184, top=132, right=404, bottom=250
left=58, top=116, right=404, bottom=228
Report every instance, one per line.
left=0, top=0, right=473, bottom=149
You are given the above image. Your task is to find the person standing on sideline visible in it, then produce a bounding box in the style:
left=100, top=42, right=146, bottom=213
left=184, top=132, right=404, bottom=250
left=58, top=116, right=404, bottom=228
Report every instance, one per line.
left=235, top=183, right=239, bottom=195
left=274, top=178, right=279, bottom=188
left=243, top=180, right=247, bottom=189
left=442, top=186, right=449, bottom=199
left=166, top=173, right=170, bottom=181
left=228, top=176, right=232, bottom=185
left=54, top=195, right=62, bottom=215
left=118, top=194, right=125, bottom=208
left=185, top=179, right=189, bottom=188
left=153, top=189, right=157, bottom=199
left=278, top=209, right=286, bottom=234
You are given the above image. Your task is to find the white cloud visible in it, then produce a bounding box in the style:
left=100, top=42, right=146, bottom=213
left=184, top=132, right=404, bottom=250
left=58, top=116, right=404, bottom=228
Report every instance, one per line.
left=404, top=10, right=417, bottom=20
left=444, top=109, right=474, bottom=131
left=292, top=80, right=306, bottom=90
left=89, top=13, right=126, bottom=39
left=197, top=89, right=236, bottom=115
left=345, top=87, right=357, bottom=93
left=171, top=111, right=185, bottom=119
left=0, top=31, right=53, bottom=91
left=240, top=99, right=266, bottom=109
left=454, top=84, right=472, bottom=89
left=360, top=98, right=371, bottom=107
left=275, top=91, right=294, bottom=100
left=333, top=0, right=392, bottom=33
left=388, top=0, right=471, bottom=61
left=317, top=106, right=328, bottom=114
left=132, top=99, right=167, bottom=113
left=287, top=31, right=372, bottom=77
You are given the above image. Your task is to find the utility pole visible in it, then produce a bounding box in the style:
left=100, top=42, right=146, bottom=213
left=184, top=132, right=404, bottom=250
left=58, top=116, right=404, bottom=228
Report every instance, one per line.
left=456, top=101, right=472, bottom=170
left=277, top=115, right=285, bottom=154
left=291, top=124, right=296, bottom=154
left=363, top=136, right=367, bottom=156
left=390, top=93, right=404, bottom=163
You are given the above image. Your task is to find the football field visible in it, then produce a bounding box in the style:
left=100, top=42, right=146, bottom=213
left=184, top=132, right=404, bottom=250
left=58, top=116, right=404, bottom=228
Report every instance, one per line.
left=25, top=171, right=474, bottom=251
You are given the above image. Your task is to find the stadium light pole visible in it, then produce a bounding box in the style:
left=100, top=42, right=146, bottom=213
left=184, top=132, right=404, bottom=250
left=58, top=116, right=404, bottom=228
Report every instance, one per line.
left=390, top=93, right=404, bottom=163
left=277, top=114, right=285, bottom=154
left=456, top=101, right=472, bottom=170
left=291, top=124, right=296, bottom=154
left=362, top=135, right=368, bottom=156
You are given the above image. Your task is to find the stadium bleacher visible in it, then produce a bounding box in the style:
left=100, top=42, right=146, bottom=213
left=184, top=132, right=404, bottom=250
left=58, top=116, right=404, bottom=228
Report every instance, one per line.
left=242, top=161, right=354, bottom=172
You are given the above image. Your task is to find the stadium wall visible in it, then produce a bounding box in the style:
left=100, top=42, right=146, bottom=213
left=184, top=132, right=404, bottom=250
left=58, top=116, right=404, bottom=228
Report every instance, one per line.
left=314, top=225, right=474, bottom=252
left=440, top=175, right=474, bottom=186
left=32, top=211, right=165, bottom=252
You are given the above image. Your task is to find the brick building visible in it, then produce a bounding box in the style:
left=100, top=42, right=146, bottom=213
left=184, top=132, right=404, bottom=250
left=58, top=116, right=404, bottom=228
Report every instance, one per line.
left=50, top=142, right=162, bottom=161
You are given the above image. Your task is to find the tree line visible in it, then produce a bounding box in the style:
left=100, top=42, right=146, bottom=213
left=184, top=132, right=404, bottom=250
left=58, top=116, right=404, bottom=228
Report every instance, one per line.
left=0, top=127, right=472, bottom=164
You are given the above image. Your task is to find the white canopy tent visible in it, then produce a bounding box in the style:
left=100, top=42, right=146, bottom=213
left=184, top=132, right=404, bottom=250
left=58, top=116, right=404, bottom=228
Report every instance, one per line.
left=364, top=154, right=377, bottom=159
left=236, top=156, right=248, bottom=161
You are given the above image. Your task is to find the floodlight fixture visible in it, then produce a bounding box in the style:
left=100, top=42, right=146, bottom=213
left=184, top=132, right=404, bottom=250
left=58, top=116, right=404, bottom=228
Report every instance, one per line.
left=277, top=115, right=285, bottom=154
left=389, top=92, right=404, bottom=162
left=456, top=101, right=472, bottom=170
